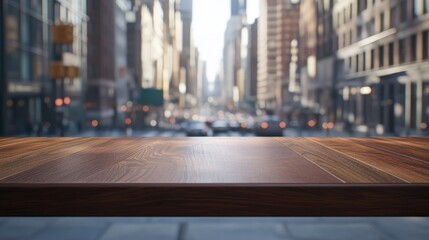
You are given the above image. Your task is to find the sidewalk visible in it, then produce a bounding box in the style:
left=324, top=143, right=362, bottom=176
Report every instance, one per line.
left=1, top=217, right=428, bottom=240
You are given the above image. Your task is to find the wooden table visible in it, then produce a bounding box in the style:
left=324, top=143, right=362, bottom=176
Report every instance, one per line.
left=0, top=137, right=428, bottom=216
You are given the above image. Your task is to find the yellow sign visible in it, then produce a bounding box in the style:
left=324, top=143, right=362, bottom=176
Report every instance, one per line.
left=65, top=66, right=80, bottom=78
left=50, top=61, right=65, bottom=78
left=52, top=23, right=74, bottom=44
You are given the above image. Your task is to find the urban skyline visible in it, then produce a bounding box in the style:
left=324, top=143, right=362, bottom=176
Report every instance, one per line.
left=1, top=0, right=428, bottom=137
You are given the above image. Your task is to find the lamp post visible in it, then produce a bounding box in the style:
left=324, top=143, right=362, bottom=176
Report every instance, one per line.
left=51, top=22, right=75, bottom=137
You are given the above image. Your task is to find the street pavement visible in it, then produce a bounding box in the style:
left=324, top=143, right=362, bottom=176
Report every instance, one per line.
left=0, top=217, right=428, bottom=240
left=71, top=127, right=366, bottom=138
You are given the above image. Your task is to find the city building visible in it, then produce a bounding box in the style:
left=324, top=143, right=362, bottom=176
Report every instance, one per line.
left=299, top=0, right=318, bottom=119
left=334, top=0, right=429, bottom=135
left=1, top=0, right=87, bottom=136
left=86, top=0, right=128, bottom=129
left=126, top=0, right=144, bottom=97
left=222, top=0, right=247, bottom=109
left=316, top=0, right=337, bottom=125
left=258, top=0, right=300, bottom=113
left=244, top=18, right=258, bottom=112
left=180, top=0, right=194, bottom=108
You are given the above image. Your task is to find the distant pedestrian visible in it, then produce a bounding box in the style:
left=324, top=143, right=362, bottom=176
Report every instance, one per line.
left=25, top=120, right=34, bottom=136
left=344, top=120, right=353, bottom=136
left=37, top=122, right=44, bottom=136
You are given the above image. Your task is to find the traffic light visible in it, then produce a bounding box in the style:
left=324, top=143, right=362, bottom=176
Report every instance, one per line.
left=55, top=98, right=63, bottom=107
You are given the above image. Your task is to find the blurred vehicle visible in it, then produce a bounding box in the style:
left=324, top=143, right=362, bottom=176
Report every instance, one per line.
left=228, top=120, right=240, bottom=131
left=211, top=120, right=229, bottom=134
left=254, top=115, right=286, bottom=136
left=239, top=120, right=255, bottom=132
left=185, top=121, right=210, bottom=136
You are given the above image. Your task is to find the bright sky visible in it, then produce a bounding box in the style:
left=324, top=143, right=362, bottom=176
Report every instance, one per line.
left=193, top=0, right=259, bottom=81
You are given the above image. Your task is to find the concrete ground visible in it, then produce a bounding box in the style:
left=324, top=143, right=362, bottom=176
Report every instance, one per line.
left=0, top=217, right=428, bottom=240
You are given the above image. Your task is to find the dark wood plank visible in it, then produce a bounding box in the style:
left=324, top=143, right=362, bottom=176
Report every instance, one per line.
left=0, top=138, right=74, bottom=159
left=346, top=138, right=429, bottom=164
left=0, top=137, right=428, bottom=216
left=0, top=138, right=111, bottom=180
left=309, top=138, right=429, bottom=183
left=384, top=137, right=429, bottom=149
left=1, top=138, right=341, bottom=184
left=1, top=184, right=428, bottom=216
left=274, top=138, right=405, bottom=183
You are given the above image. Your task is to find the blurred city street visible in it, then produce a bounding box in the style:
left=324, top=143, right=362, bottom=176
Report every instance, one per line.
left=1, top=217, right=429, bottom=240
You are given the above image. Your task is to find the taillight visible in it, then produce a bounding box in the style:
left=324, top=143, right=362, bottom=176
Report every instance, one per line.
left=279, top=121, right=286, bottom=128
left=260, top=122, right=269, bottom=129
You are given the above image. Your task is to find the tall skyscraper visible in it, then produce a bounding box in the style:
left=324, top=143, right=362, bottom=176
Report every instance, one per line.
left=299, top=0, right=318, bottom=116
left=87, top=0, right=130, bottom=129
left=258, top=0, right=299, bottom=112
left=231, top=0, right=247, bottom=16
left=222, top=0, right=248, bottom=108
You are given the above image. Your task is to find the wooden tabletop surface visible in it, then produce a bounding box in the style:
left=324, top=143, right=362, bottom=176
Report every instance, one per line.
left=0, top=137, right=428, bottom=216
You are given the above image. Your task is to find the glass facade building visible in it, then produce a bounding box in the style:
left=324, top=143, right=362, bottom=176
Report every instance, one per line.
left=0, top=0, right=87, bottom=136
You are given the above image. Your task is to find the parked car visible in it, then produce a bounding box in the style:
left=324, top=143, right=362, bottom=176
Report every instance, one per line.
left=254, top=115, right=286, bottom=136
left=228, top=120, right=241, bottom=131
left=211, top=120, right=229, bottom=134
left=186, top=121, right=210, bottom=136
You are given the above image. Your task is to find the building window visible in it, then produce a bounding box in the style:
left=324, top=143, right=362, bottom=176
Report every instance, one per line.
left=425, top=0, right=429, bottom=14
left=355, top=55, right=360, bottom=72
left=29, top=17, right=43, bottom=49
left=366, top=18, right=375, bottom=36
left=411, top=83, right=417, bottom=129
left=6, top=4, right=20, bottom=43
left=337, top=12, right=341, bottom=27
left=380, top=12, right=385, bottom=32
left=399, top=39, right=407, bottom=63
left=379, top=45, right=384, bottom=67
left=400, top=0, right=408, bottom=22
left=423, top=31, right=428, bottom=59
left=411, top=34, right=418, bottom=61
left=370, top=49, right=375, bottom=69
left=21, top=51, right=31, bottom=81
left=349, top=56, right=353, bottom=70
left=349, top=31, right=353, bottom=45
left=388, top=42, right=394, bottom=66
left=413, top=0, right=420, bottom=18
left=362, top=52, right=366, bottom=71
left=357, top=25, right=363, bottom=40
left=343, top=33, right=346, bottom=47
left=343, top=8, right=346, bottom=24
left=6, top=46, right=21, bottom=80
left=350, top=3, right=353, bottom=19
left=390, top=6, right=397, bottom=28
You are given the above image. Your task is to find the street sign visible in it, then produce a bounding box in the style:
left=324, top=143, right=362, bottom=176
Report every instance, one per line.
left=65, top=66, right=80, bottom=78
left=139, top=88, right=164, bottom=106
left=52, top=23, right=74, bottom=44
left=50, top=61, right=65, bottom=78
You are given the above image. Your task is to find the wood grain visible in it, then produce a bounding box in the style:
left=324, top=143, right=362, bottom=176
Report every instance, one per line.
left=309, top=138, right=429, bottom=183
left=0, top=137, right=428, bottom=216
left=1, top=138, right=340, bottom=183
left=274, top=138, right=405, bottom=183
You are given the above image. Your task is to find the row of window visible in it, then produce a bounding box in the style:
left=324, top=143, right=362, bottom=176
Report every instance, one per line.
left=338, top=82, right=429, bottom=131
left=337, top=0, right=429, bottom=27
left=339, top=1, right=429, bottom=49
left=347, top=31, right=429, bottom=73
